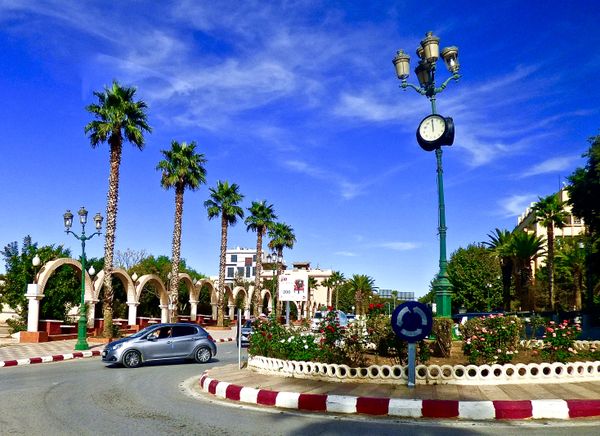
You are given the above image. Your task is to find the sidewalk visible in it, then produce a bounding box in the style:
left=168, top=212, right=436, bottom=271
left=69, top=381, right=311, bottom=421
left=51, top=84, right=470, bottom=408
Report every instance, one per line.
left=198, top=363, right=600, bottom=420
left=0, top=327, right=237, bottom=367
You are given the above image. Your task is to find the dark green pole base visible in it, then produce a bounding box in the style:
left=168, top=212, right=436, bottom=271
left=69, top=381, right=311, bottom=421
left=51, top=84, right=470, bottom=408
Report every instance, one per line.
left=74, top=315, right=89, bottom=351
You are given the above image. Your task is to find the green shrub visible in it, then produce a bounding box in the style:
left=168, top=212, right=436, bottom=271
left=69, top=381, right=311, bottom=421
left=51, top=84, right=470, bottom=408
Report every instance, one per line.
left=540, top=320, right=581, bottom=363
left=431, top=318, right=453, bottom=357
left=460, top=314, right=522, bottom=364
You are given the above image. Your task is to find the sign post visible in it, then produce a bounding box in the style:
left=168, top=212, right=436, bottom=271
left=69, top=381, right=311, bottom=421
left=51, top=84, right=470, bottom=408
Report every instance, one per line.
left=391, top=301, right=433, bottom=388
left=237, top=308, right=242, bottom=369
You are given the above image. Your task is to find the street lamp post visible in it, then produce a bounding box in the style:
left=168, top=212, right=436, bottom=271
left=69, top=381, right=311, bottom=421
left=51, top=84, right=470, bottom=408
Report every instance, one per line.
left=63, top=207, right=103, bottom=350
left=393, top=31, right=461, bottom=318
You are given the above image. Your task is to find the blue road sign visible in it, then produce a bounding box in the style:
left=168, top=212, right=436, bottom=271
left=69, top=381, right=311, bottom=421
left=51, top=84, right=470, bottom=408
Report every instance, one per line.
left=391, top=301, right=433, bottom=343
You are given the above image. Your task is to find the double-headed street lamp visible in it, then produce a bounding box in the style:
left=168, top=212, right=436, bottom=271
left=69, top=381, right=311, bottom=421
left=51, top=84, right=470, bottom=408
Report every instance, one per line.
left=266, top=252, right=283, bottom=319
left=393, top=31, right=461, bottom=318
left=64, top=207, right=103, bottom=350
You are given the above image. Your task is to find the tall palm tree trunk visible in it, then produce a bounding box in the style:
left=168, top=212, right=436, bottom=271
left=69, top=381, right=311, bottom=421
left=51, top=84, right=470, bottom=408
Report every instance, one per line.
left=102, top=141, right=122, bottom=338
left=253, top=231, right=264, bottom=316
left=169, top=185, right=184, bottom=322
left=217, top=215, right=228, bottom=326
left=547, top=225, right=555, bottom=311
left=275, top=248, right=283, bottom=319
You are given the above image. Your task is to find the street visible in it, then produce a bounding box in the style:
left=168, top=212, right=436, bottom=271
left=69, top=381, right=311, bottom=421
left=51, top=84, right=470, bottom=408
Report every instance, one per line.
left=1, top=342, right=600, bottom=435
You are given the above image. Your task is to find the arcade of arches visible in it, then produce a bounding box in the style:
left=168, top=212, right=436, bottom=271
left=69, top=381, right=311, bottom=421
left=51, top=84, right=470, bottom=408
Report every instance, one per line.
left=24, top=258, right=314, bottom=333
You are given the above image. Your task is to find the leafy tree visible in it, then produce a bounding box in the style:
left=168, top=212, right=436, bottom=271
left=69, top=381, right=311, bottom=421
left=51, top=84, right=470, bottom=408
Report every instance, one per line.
left=532, top=194, right=568, bottom=310
left=327, top=271, right=346, bottom=311
left=554, top=237, right=586, bottom=310
left=510, top=231, right=545, bottom=311
left=347, top=274, right=375, bottom=316
left=1, top=236, right=79, bottom=325
left=204, top=181, right=244, bottom=326
left=484, top=228, right=514, bottom=310
left=567, top=133, right=600, bottom=308
left=85, top=80, right=151, bottom=337
left=267, top=222, right=296, bottom=317
left=129, top=255, right=205, bottom=318
left=245, top=200, right=277, bottom=316
left=447, top=243, right=502, bottom=313
left=157, top=140, right=207, bottom=321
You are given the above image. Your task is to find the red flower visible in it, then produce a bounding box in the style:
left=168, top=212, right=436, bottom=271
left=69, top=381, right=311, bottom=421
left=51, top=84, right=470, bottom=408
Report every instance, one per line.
left=369, top=303, right=374, bottom=309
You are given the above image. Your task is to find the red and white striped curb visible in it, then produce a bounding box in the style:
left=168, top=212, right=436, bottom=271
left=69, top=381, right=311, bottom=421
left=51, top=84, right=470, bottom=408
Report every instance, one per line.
left=199, top=373, right=600, bottom=420
left=0, top=350, right=101, bottom=368
left=213, top=337, right=235, bottom=343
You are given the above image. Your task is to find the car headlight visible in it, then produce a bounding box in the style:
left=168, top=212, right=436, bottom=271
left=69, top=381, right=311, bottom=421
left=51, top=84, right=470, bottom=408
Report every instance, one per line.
left=112, top=343, right=124, bottom=351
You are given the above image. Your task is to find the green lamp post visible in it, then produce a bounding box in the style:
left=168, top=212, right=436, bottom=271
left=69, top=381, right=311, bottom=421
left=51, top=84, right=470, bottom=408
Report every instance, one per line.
left=393, top=31, right=461, bottom=318
left=64, top=207, right=103, bottom=350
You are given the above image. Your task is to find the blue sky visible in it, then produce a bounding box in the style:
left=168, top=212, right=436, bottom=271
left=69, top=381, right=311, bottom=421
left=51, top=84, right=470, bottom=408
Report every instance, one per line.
left=1, top=1, right=599, bottom=297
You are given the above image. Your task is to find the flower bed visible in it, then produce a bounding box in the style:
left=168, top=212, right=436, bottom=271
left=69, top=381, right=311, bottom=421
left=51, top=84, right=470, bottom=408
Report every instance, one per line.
left=248, top=341, right=600, bottom=385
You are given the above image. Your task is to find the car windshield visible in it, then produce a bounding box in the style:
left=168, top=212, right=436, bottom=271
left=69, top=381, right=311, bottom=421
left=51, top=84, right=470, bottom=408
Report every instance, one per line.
left=242, top=320, right=252, bottom=328
left=314, top=313, right=323, bottom=319
left=128, top=325, right=160, bottom=339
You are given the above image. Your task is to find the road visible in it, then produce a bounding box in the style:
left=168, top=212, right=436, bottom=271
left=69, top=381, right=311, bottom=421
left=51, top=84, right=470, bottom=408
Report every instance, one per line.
left=1, top=342, right=600, bottom=435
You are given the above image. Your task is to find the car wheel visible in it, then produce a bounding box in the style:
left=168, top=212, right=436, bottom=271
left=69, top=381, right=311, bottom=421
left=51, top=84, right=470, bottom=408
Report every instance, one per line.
left=122, top=350, right=142, bottom=368
left=194, top=346, right=212, bottom=363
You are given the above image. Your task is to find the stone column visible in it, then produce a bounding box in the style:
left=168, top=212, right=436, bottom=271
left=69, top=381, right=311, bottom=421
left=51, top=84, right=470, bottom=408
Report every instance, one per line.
left=211, top=303, right=218, bottom=320
left=228, top=304, right=235, bottom=321
left=86, top=299, right=98, bottom=328
left=189, top=300, right=198, bottom=322
left=25, top=284, right=43, bottom=332
left=127, top=302, right=138, bottom=326
left=160, top=304, right=168, bottom=323
left=244, top=306, right=250, bottom=320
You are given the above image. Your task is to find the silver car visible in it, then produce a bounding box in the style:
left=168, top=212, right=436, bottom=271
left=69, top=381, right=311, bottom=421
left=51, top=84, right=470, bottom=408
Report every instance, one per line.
left=101, top=323, right=217, bottom=368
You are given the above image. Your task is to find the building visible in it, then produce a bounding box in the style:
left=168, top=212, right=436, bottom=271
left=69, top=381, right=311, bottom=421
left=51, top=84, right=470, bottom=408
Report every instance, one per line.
left=377, top=289, right=415, bottom=301
left=224, top=247, right=257, bottom=285
left=515, top=187, right=585, bottom=274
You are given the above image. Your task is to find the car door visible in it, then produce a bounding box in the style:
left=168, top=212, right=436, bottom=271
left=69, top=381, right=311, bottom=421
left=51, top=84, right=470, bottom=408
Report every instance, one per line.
left=170, top=325, right=200, bottom=357
left=142, top=326, right=174, bottom=360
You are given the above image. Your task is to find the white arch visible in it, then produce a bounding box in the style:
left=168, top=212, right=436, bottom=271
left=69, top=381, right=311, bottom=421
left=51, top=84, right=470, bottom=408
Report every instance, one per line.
left=37, top=258, right=94, bottom=301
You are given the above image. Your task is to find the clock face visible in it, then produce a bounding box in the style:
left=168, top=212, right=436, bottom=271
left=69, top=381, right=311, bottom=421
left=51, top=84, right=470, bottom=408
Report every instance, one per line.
left=418, top=115, right=446, bottom=142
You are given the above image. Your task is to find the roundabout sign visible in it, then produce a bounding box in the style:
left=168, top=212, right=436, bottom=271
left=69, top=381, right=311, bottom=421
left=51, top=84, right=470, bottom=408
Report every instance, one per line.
left=391, top=301, right=433, bottom=388
left=391, top=301, right=433, bottom=343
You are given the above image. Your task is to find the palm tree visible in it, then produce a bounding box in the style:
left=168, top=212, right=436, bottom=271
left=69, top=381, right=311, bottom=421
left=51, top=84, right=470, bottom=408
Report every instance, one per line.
left=267, top=222, right=296, bottom=318
left=555, top=238, right=586, bottom=310
left=85, top=80, right=151, bottom=337
left=204, top=181, right=244, bottom=327
left=484, top=228, right=514, bottom=311
left=510, top=231, right=545, bottom=311
left=329, top=271, right=346, bottom=311
left=347, top=274, right=375, bottom=316
left=307, top=276, right=318, bottom=318
left=157, top=141, right=207, bottom=321
left=532, top=194, right=568, bottom=310
left=245, top=201, right=277, bottom=316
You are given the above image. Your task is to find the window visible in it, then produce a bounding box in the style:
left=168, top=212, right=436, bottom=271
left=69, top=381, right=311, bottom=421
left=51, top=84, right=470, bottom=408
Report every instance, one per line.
left=172, top=325, right=198, bottom=337
left=227, top=267, right=234, bottom=278
left=237, top=267, right=244, bottom=277
left=252, top=267, right=256, bottom=277
left=246, top=266, right=251, bottom=277
left=230, top=254, right=238, bottom=262
left=245, top=257, right=253, bottom=266
left=253, top=255, right=257, bottom=261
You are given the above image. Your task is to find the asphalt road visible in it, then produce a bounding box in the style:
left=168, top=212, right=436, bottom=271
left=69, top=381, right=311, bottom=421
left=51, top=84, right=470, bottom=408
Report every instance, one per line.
left=1, top=342, right=600, bottom=435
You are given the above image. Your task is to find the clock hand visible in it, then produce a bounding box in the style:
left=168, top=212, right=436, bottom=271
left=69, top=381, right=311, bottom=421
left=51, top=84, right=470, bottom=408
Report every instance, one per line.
left=431, top=118, right=434, bottom=132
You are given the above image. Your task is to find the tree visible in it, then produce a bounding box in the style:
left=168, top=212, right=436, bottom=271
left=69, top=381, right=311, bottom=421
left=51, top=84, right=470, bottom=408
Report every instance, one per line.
left=328, top=271, right=346, bottom=311
left=532, top=194, right=568, bottom=310
left=85, top=80, right=151, bottom=337
left=484, top=228, right=514, bottom=310
left=157, top=140, right=207, bottom=322
left=567, top=133, right=600, bottom=308
left=554, top=237, right=586, bottom=310
left=245, top=200, right=277, bottom=317
left=114, top=248, right=148, bottom=270
left=510, top=231, right=545, bottom=311
left=447, top=244, right=503, bottom=313
left=267, top=222, right=296, bottom=317
left=204, top=181, right=244, bottom=327
left=1, top=236, right=78, bottom=325
left=347, top=274, right=375, bottom=316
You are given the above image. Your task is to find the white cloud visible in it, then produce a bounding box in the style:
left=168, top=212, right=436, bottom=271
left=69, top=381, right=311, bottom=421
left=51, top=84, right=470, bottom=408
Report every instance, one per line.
left=375, top=242, right=420, bottom=251
left=498, top=194, right=537, bottom=219
left=520, top=155, right=581, bottom=178
left=335, top=251, right=358, bottom=257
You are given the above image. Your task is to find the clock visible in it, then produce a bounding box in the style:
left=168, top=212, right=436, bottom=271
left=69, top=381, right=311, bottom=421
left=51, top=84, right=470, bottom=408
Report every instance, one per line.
left=416, top=114, right=455, bottom=151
